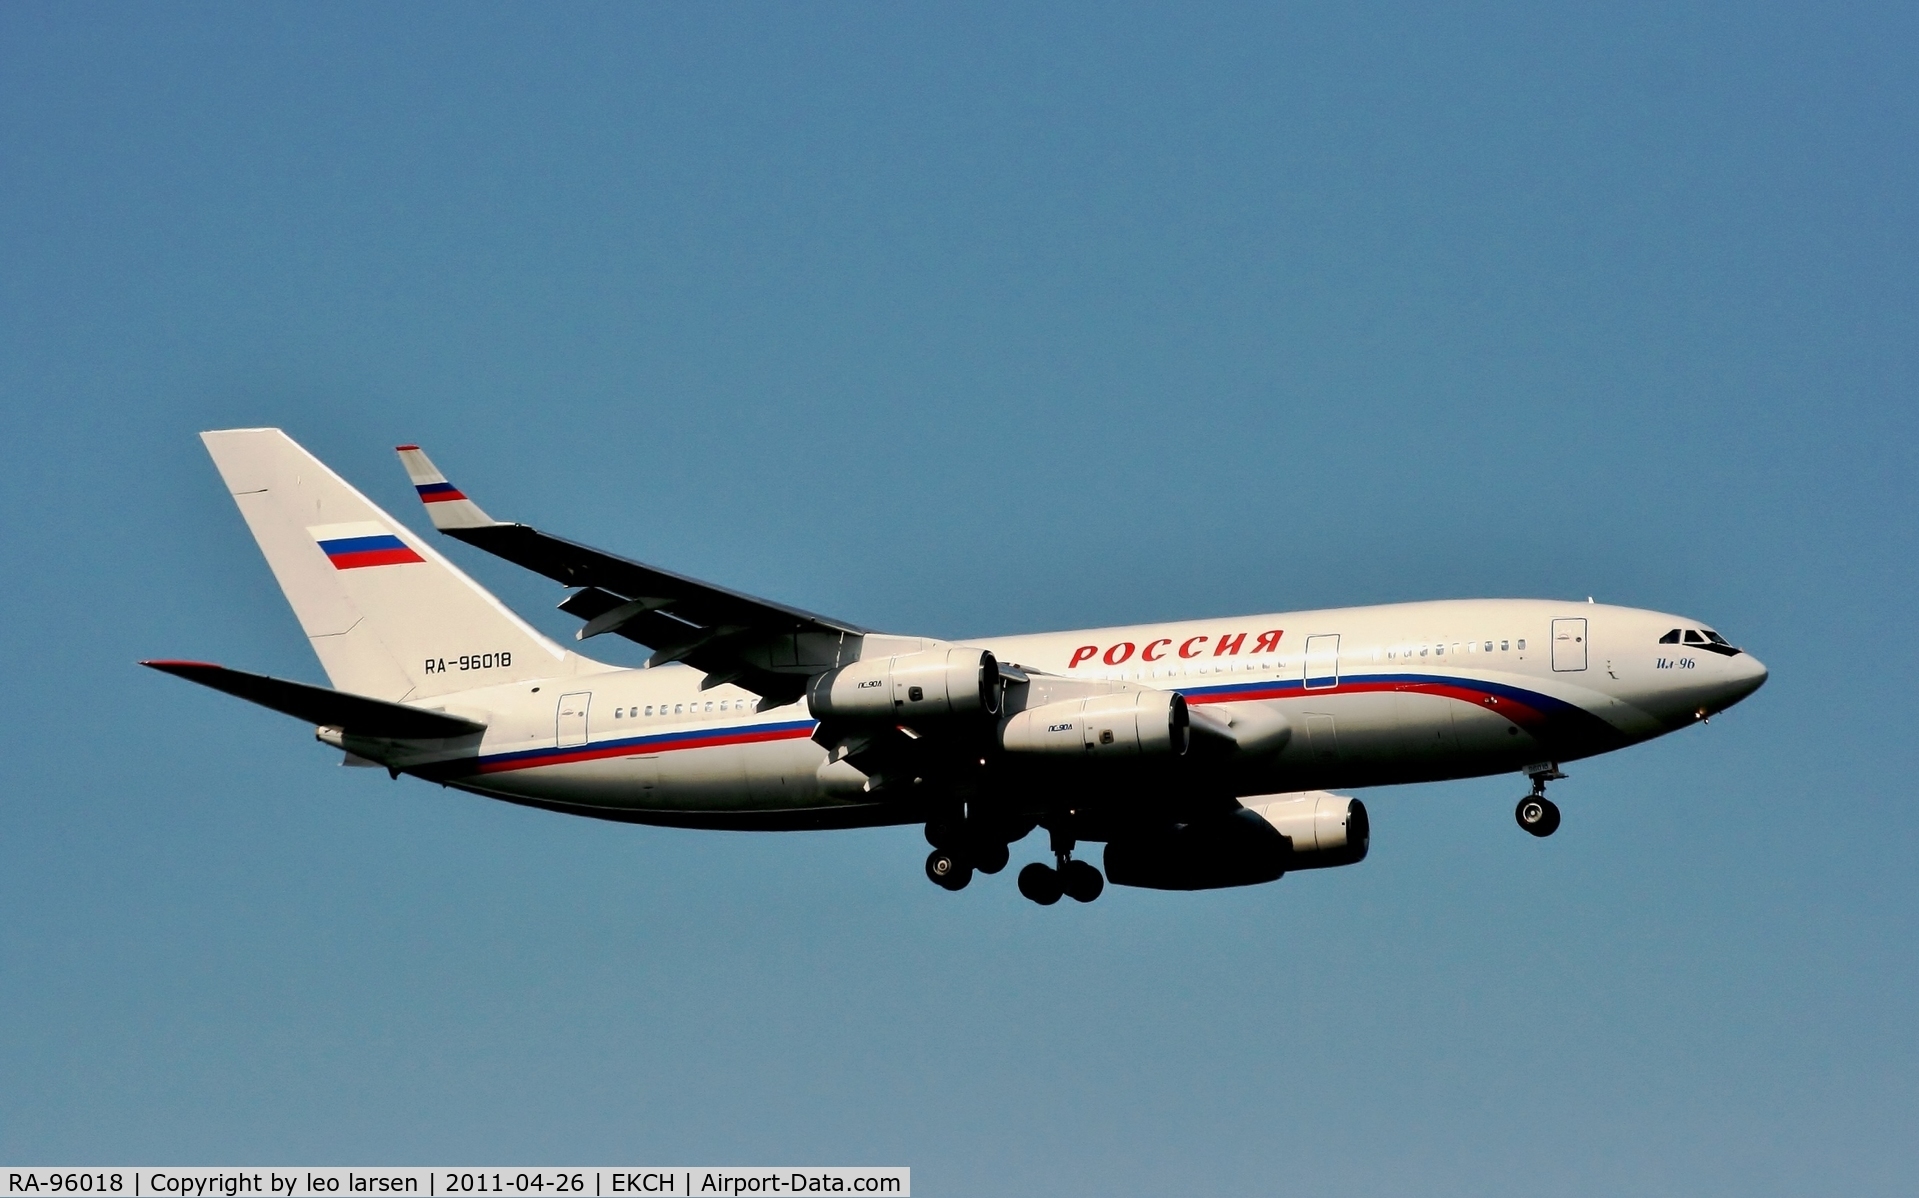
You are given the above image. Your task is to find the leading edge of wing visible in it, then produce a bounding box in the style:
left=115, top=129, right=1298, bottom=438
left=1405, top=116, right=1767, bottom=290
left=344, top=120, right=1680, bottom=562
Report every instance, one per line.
left=393, top=443, right=868, bottom=640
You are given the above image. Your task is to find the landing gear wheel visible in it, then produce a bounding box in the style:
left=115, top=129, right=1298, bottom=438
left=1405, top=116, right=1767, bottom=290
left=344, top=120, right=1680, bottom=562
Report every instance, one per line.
left=1060, top=859, right=1105, bottom=903
left=1516, top=796, right=1561, bottom=838
left=926, top=848, right=974, bottom=890
left=973, top=840, right=1011, bottom=875
left=1017, top=862, right=1063, bottom=905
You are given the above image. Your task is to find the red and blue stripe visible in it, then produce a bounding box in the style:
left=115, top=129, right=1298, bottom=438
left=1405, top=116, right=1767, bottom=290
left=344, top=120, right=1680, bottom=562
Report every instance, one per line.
left=1180, top=671, right=1621, bottom=744
left=317, top=533, right=424, bottom=570
left=470, top=718, right=817, bottom=776
left=450, top=675, right=1617, bottom=779
left=414, top=481, right=467, bottom=503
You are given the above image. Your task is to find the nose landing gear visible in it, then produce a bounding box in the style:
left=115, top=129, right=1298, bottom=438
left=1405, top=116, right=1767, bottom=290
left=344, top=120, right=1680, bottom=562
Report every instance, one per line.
left=1516, top=764, right=1566, bottom=837
left=1515, top=795, right=1561, bottom=836
left=1017, top=829, right=1104, bottom=904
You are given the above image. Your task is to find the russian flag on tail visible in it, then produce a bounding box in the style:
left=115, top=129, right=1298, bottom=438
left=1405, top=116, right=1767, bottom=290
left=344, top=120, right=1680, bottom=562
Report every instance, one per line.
left=309, top=521, right=424, bottom=569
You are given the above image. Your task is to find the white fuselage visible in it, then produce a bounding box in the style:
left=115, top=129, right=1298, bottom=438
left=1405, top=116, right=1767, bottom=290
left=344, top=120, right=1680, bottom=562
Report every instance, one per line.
left=378, top=598, right=1765, bottom=830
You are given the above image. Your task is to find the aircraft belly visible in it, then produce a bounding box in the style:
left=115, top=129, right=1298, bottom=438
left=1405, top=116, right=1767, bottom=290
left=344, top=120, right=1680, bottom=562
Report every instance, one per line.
left=1447, top=701, right=1530, bottom=764
left=471, top=736, right=837, bottom=814
left=1247, top=687, right=1549, bottom=791
left=1314, top=691, right=1399, bottom=762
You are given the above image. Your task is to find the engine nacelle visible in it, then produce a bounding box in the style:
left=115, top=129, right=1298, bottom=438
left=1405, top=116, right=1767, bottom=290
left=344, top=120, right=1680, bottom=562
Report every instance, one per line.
left=1000, top=690, right=1191, bottom=758
left=1103, top=808, right=1287, bottom=890
left=1103, top=792, right=1370, bottom=890
left=807, top=646, right=1001, bottom=725
left=1244, top=791, right=1370, bottom=870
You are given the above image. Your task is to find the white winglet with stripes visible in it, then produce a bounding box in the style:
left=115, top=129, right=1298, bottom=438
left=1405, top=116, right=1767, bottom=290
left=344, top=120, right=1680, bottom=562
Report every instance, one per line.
left=395, top=444, right=502, bottom=531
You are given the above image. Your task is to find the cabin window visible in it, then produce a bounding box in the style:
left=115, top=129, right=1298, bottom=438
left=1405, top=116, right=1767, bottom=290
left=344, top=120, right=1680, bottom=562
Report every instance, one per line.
left=674, top=703, right=683, bottom=714
left=1484, top=641, right=1493, bottom=652
left=1436, top=644, right=1445, bottom=655
left=1517, top=639, right=1526, bottom=650
left=643, top=705, right=652, bottom=716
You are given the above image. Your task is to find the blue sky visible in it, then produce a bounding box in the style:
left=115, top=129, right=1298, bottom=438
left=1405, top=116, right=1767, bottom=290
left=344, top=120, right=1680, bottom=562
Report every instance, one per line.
left=2, top=3, right=1914, bottom=1193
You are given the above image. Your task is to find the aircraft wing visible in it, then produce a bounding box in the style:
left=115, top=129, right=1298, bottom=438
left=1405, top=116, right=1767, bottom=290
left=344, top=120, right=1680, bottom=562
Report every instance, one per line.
left=143, top=660, right=486, bottom=738
left=396, top=445, right=866, bottom=705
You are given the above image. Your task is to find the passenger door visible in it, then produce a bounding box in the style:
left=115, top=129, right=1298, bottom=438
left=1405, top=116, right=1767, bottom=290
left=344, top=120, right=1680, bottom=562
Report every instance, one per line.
left=556, top=691, right=592, bottom=747
left=1551, top=619, right=1588, bottom=672
left=1303, top=634, right=1341, bottom=690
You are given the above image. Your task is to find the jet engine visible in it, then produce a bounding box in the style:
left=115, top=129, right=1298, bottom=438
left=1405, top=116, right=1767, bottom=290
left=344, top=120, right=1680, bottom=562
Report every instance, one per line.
left=1103, top=792, right=1369, bottom=890
left=807, top=646, right=1001, bottom=726
left=1243, top=791, right=1370, bottom=870
left=1000, top=690, right=1191, bottom=758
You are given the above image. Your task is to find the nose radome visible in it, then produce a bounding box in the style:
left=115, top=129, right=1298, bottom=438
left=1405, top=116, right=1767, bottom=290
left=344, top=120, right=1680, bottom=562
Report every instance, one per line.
left=1719, top=650, right=1768, bottom=708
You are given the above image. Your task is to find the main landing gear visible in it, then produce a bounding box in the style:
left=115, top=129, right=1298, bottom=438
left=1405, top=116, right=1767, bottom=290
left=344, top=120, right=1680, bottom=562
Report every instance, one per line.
left=1515, top=764, right=1567, bottom=838
left=1016, top=828, right=1104, bottom=905
left=923, top=818, right=1104, bottom=903
left=923, top=816, right=1014, bottom=893
left=925, top=847, right=973, bottom=891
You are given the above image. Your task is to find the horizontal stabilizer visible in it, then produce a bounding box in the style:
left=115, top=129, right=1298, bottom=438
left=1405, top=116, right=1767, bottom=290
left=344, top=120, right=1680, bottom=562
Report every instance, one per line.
left=142, top=660, right=486, bottom=739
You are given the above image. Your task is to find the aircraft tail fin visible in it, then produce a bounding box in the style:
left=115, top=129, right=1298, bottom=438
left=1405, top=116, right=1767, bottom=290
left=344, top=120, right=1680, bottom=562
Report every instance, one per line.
left=199, top=428, right=579, bottom=701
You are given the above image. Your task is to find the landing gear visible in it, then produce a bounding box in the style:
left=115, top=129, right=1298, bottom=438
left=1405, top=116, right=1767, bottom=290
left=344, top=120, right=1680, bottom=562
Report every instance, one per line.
left=1017, top=861, right=1063, bottom=905
left=1018, top=828, right=1104, bottom=904
left=924, top=811, right=1017, bottom=886
left=925, top=848, right=974, bottom=891
left=1060, top=859, right=1105, bottom=902
left=1516, top=763, right=1566, bottom=837
left=1515, top=796, right=1561, bottom=837
left=972, top=839, right=1010, bottom=875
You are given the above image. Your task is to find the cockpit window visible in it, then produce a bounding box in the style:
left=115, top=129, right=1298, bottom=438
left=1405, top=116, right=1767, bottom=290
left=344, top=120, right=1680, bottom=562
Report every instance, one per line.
left=1683, top=630, right=1706, bottom=644
left=1659, top=629, right=1682, bottom=644
left=1703, top=630, right=1729, bottom=645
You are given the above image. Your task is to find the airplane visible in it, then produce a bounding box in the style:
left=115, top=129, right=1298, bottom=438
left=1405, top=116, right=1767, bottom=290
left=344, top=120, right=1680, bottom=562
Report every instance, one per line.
left=146, top=428, right=1769, bottom=905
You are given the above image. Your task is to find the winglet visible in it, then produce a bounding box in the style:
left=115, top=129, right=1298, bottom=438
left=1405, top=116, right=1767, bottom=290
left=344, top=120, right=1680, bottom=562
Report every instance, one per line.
left=395, top=444, right=501, bottom=530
